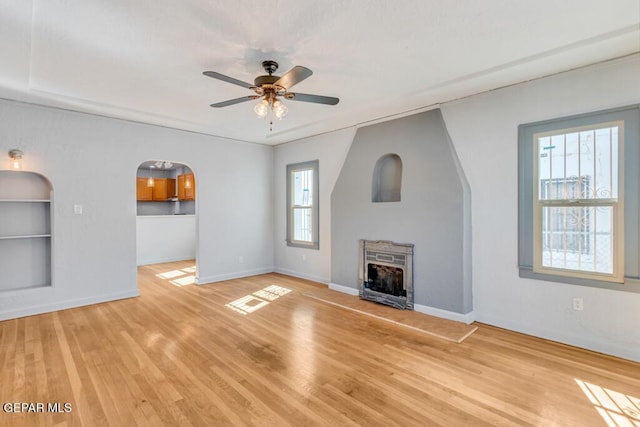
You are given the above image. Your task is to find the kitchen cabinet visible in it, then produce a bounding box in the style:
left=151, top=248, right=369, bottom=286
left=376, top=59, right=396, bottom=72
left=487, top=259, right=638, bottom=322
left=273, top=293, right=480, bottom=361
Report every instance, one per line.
left=136, top=178, right=153, bottom=201
left=152, top=178, right=176, bottom=201
left=137, top=178, right=176, bottom=201
left=177, top=175, right=185, bottom=200
left=167, top=179, right=177, bottom=198
left=178, top=173, right=195, bottom=201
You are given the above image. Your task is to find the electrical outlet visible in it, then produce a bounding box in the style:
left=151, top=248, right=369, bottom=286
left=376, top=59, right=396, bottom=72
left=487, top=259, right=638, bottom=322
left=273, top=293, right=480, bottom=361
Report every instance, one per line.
left=302, top=254, right=307, bottom=261
left=73, top=204, right=83, bottom=215
left=572, top=297, right=584, bottom=311
left=239, top=256, right=244, bottom=263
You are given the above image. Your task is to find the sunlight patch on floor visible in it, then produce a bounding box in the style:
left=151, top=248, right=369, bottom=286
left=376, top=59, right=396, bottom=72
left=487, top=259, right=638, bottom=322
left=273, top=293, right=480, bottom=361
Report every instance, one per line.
left=225, top=285, right=292, bottom=315
left=155, top=265, right=197, bottom=286
left=157, top=269, right=185, bottom=279
left=170, top=275, right=196, bottom=286
left=575, top=379, right=640, bottom=426
left=254, top=285, right=292, bottom=301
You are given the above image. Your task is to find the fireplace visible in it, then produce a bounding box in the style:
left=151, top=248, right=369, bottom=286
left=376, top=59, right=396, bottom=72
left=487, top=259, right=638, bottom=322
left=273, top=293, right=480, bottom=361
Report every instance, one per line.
left=358, top=240, right=414, bottom=310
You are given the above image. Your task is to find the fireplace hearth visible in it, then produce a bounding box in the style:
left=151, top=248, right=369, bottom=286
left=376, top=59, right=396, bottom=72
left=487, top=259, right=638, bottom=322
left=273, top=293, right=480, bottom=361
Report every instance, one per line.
left=359, top=240, right=414, bottom=310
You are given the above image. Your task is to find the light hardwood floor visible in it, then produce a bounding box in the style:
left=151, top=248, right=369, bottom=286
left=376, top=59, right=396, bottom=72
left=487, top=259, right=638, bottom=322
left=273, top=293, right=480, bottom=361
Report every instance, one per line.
left=1, top=260, right=639, bottom=426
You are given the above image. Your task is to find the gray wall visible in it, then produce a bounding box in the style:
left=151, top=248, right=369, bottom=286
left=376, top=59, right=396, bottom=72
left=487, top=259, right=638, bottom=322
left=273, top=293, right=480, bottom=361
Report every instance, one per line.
left=331, top=109, right=472, bottom=314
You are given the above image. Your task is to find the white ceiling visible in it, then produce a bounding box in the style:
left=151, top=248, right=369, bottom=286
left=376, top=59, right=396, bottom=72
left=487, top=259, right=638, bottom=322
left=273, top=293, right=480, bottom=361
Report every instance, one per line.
left=1, top=1, right=638, bottom=145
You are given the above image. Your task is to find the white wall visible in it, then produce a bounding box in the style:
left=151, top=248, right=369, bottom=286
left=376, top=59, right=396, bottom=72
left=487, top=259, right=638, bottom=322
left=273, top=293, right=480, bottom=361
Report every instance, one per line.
left=136, top=215, right=196, bottom=265
left=441, top=54, right=640, bottom=362
left=273, top=128, right=355, bottom=283
left=0, top=99, right=273, bottom=320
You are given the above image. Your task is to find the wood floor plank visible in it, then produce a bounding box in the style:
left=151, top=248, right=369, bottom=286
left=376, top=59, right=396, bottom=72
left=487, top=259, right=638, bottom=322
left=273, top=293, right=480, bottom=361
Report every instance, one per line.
left=0, top=260, right=639, bottom=426
left=51, top=312, right=89, bottom=427
left=304, top=288, right=477, bottom=343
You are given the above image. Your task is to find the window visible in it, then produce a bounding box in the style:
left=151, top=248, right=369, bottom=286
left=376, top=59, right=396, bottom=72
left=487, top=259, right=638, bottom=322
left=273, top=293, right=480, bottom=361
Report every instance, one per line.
left=519, top=105, right=640, bottom=291
left=533, top=123, right=623, bottom=282
left=539, top=177, right=591, bottom=254
left=286, top=160, right=319, bottom=249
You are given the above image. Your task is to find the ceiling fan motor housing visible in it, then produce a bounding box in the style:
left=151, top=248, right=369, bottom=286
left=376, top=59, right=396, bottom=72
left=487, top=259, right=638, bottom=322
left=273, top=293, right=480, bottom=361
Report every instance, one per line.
left=262, top=60, right=279, bottom=75
left=254, top=75, right=280, bottom=87
left=254, top=61, right=285, bottom=95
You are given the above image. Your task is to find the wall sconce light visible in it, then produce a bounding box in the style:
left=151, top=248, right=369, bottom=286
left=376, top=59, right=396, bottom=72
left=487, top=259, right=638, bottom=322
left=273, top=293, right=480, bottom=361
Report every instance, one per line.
left=8, top=149, right=23, bottom=170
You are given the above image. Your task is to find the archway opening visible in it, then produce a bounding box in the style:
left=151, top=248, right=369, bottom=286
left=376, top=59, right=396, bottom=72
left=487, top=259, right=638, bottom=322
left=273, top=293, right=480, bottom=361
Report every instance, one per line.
left=135, top=160, right=198, bottom=287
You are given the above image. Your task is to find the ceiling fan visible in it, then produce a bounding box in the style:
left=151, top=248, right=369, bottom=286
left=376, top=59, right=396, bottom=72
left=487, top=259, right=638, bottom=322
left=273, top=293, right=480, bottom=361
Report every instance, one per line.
left=203, top=60, right=339, bottom=129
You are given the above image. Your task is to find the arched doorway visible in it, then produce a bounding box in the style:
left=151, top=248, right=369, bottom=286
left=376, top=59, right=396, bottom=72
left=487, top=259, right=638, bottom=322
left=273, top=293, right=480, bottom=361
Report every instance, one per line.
left=135, top=160, right=198, bottom=286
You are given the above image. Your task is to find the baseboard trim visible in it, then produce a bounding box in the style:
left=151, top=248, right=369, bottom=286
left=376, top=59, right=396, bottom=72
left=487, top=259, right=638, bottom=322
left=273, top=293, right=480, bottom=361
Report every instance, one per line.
left=328, top=282, right=360, bottom=296
left=274, top=268, right=328, bottom=284
left=413, top=303, right=476, bottom=325
left=197, top=267, right=274, bottom=285
left=0, top=289, right=140, bottom=322
left=137, top=255, right=196, bottom=266
left=476, top=312, right=640, bottom=363
left=325, top=283, right=475, bottom=324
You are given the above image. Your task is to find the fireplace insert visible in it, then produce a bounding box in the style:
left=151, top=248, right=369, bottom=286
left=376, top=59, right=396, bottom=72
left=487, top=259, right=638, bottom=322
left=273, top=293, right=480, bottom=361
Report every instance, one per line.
left=359, top=240, right=414, bottom=310
left=365, top=264, right=405, bottom=296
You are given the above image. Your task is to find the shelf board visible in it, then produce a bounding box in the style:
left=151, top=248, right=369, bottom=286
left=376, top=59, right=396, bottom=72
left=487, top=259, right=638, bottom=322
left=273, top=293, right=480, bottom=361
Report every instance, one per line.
left=0, top=234, right=52, bottom=240
left=0, top=199, right=51, bottom=203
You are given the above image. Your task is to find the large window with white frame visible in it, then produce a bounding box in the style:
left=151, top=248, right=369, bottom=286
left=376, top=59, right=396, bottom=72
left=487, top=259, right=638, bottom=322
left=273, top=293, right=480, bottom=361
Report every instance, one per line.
left=533, top=122, right=624, bottom=282
left=286, top=160, right=319, bottom=249
left=518, top=105, right=640, bottom=292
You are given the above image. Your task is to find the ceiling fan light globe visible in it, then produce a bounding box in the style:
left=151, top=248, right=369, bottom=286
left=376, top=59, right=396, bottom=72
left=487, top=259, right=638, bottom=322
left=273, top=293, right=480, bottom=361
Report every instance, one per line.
left=273, top=100, right=288, bottom=120
left=254, top=99, right=269, bottom=118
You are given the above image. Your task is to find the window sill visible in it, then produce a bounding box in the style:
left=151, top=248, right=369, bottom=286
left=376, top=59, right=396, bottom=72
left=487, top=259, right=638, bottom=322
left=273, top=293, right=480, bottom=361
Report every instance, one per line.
left=286, top=241, right=319, bottom=250
left=518, top=266, right=640, bottom=293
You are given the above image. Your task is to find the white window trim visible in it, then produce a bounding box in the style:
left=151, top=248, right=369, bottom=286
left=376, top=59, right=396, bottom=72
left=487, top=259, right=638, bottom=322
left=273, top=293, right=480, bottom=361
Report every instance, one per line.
left=286, top=160, right=319, bottom=249
left=532, top=121, right=625, bottom=283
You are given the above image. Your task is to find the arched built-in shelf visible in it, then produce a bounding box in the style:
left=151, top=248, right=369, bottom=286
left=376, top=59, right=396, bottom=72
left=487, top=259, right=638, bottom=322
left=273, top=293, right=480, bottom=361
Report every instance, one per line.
left=0, top=171, right=52, bottom=291
left=372, top=153, right=403, bottom=203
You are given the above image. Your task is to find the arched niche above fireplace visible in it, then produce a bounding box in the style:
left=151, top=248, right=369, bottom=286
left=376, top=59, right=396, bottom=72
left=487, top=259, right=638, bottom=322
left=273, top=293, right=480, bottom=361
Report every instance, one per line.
left=372, top=153, right=402, bottom=203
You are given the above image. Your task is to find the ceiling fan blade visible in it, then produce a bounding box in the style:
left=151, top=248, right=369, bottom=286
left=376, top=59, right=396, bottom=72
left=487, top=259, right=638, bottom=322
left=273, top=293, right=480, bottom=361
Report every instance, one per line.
left=203, top=71, right=254, bottom=89
left=210, top=96, right=259, bottom=108
left=274, top=66, right=312, bottom=90
left=285, top=92, right=339, bottom=105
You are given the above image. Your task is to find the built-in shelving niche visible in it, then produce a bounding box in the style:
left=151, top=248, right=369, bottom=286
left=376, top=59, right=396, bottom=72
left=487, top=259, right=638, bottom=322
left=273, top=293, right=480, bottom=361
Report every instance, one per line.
left=0, top=171, right=52, bottom=291
left=372, top=153, right=402, bottom=203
